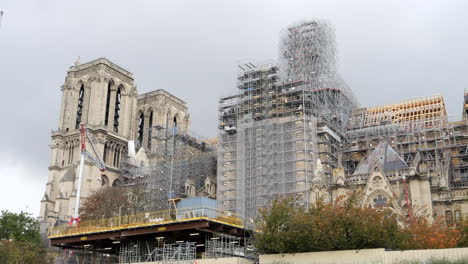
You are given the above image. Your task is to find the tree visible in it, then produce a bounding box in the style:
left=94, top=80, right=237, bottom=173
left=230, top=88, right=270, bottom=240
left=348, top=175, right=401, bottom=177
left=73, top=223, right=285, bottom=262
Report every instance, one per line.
left=0, top=210, right=41, bottom=245
left=254, top=191, right=461, bottom=254
left=255, top=192, right=402, bottom=254
left=80, top=185, right=148, bottom=221
left=254, top=197, right=314, bottom=254
left=306, top=192, right=402, bottom=251
left=0, top=210, right=45, bottom=264
left=400, top=216, right=461, bottom=250
left=457, top=220, right=468, bottom=247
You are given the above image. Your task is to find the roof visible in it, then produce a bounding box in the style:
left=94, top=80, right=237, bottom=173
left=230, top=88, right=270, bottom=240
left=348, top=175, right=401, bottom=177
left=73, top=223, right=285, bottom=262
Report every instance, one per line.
left=68, top=57, right=134, bottom=80
left=353, top=141, right=408, bottom=175
left=137, top=89, right=187, bottom=106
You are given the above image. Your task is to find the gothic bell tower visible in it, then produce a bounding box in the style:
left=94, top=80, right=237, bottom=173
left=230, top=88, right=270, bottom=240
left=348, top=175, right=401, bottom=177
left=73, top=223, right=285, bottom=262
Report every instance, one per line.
left=39, top=58, right=138, bottom=233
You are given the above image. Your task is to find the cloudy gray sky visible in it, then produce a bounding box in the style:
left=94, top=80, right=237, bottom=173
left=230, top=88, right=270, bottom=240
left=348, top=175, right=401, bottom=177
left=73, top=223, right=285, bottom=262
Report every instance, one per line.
left=0, top=0, right=465, bottom=217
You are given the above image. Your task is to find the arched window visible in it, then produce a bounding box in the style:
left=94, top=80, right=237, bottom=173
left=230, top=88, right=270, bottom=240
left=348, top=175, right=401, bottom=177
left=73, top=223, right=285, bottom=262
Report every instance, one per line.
left=113, top=146, right=119, bottom=167
left=101, top=175, right=109, bottom=187
left=137, top=113, right=144, bottom=148
left=104, top=82, right=111, bottom=126
left=103, top=142, right=108, bottom=164
left=148, top=111, right=153, bottom=150
left=113, top=87, right=121, bottom=133
left=172, top=115, right=178, bottom=134
left=112, top=179, right=122, bottom=187
left=455, top=210, right=461, bottom=224
left=75, top=85, right=84, bottom=129
left=446, top=210, right=453, bottom=226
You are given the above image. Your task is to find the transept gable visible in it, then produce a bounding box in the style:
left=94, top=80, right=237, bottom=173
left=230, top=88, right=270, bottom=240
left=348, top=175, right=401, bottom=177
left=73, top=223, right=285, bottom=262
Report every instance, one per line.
left=363, top=164, right=399, bottom=212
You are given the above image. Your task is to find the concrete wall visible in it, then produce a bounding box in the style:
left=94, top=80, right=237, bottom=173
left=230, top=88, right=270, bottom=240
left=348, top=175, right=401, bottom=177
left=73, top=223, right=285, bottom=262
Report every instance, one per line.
left=260, top=247, right=468, bottom=264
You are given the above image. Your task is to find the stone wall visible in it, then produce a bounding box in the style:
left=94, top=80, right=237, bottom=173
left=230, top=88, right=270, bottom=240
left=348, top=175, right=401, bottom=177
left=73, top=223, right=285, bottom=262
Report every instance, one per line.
left=260, top=247, right=468, bottom=264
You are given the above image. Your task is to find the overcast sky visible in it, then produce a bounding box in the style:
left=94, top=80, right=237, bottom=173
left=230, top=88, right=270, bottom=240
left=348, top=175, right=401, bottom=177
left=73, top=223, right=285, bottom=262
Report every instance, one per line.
left=0, top=0, right=465, bottom=217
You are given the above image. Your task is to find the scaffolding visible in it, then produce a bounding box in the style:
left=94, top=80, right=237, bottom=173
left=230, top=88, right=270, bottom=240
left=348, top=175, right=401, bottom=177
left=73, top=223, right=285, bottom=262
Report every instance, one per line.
left=55, top=248, right=117, bottom=264
left=205, top=233, right=243, bottom=259
left=343, top=94, right=468, bottom=189
left=119, top=241, right=196, bottom=264
left=218, top=19, right=359, bottom=223
left=121, top=125, right=217, bottom=211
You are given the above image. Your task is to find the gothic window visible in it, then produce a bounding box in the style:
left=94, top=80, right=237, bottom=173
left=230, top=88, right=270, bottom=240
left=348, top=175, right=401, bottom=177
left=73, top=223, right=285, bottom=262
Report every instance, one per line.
left=148, top=111, right=153, bottom=150
left=75, top=85, right=84, bottom=129
left=446, top=210, right=453, bottom=226
left=173, top=115, right=178, bottom=134
left=113, top=146, right=118, bottom=167
left=104, top=82, right=111, bottom=126
left=372, top=194, right=388, bottom=208
left=103, top=142, right=108, bottom=164
left=112, top=179, right=122, bottom=187
left=137, top=113, right=144, bottom=148
left=116, top=148, right=120, bottom=168
left=113, top=87, right=121, bottom=133
left=101, top=175, right=109, bottom=187
left=455, top=210, right=461, bottom=224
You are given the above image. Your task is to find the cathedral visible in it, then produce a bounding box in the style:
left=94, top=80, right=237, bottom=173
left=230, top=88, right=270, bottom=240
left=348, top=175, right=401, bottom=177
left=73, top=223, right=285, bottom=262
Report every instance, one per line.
left=40, top=56, right=468, bottom=238
left=38, top=58, right=192, bottom=233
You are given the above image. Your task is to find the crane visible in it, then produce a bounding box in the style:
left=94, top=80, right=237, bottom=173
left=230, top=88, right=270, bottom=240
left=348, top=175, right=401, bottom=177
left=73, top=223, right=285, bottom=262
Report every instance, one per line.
left=402, top=174, right=413, bottom=223
left=70, top=124, right=106, bottom=226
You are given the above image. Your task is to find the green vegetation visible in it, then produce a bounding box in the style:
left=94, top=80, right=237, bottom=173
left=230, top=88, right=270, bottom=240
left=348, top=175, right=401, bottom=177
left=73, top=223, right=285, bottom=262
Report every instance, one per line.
left=0, top=210, right=46, bottom=264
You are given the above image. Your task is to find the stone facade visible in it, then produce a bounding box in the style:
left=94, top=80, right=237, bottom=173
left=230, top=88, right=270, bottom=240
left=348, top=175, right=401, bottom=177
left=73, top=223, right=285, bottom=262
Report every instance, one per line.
left=39, top=58, right=190, bottom=233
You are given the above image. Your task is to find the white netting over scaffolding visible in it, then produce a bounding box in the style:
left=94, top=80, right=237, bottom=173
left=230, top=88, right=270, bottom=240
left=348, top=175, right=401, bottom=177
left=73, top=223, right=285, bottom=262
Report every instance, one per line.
left=279, top=19, right=359, bottom=134
left=121, top=125, right=217, bottom=211
left=218, top=19, right=359, bottom=223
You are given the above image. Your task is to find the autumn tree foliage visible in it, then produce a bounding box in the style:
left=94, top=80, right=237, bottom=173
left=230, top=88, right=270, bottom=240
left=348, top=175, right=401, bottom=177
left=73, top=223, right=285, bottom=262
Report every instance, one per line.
left=80, top=186, right=148, bottom=221
left=254, top=192, right=461, bottom=254
left=400, top=216, right=460, bottom=249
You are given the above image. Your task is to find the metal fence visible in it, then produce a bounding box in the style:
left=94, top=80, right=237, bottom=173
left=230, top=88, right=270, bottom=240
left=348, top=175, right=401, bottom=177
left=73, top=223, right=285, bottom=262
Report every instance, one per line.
left=49, top=207, right=243, bottom=238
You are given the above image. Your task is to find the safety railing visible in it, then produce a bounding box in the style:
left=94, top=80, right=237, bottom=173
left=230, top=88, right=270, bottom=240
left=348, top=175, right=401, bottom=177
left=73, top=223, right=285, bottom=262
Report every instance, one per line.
left=49, top=207, right=243, bottom=238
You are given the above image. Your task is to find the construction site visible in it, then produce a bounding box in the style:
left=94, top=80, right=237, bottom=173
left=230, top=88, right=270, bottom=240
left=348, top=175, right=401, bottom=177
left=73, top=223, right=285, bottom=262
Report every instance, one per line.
left=121, top=124, right=218, bottom=211
left=43, top=19, right=468, bottom=263
left=218, top=20, right=358, bottom=221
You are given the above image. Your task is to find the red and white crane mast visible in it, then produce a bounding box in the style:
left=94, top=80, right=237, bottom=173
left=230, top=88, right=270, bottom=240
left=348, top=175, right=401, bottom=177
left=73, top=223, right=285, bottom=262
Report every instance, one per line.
left=70, top=124, right=106, bottom=225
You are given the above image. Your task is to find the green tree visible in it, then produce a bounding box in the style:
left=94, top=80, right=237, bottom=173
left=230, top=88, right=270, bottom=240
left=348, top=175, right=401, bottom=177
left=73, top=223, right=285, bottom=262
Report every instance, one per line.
left=0, top=210, right=41, bottom=245
left=0, top=210, right=45, bottom=264
left=254, top=197, right=315, bottom=254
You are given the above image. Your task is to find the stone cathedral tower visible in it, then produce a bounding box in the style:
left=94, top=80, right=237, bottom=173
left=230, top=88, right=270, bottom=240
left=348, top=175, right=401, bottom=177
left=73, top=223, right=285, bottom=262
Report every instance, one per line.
left=39, top=58, right=191, bottom=236
left=39, top=58, right=138, bottom=232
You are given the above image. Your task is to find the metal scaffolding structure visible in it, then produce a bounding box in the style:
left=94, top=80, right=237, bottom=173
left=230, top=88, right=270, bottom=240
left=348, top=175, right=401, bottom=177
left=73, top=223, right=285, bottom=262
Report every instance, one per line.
left=205, top=232, right=243, bottom=259
left=55, top=248, right=117, bottom=264
left=343, top=94, right=468, bottom=189
left=119, top=241, right=196, bottom=264
left=121, top=125, right=217, bottom=211
left=218, top=20, right=359, bottom=223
